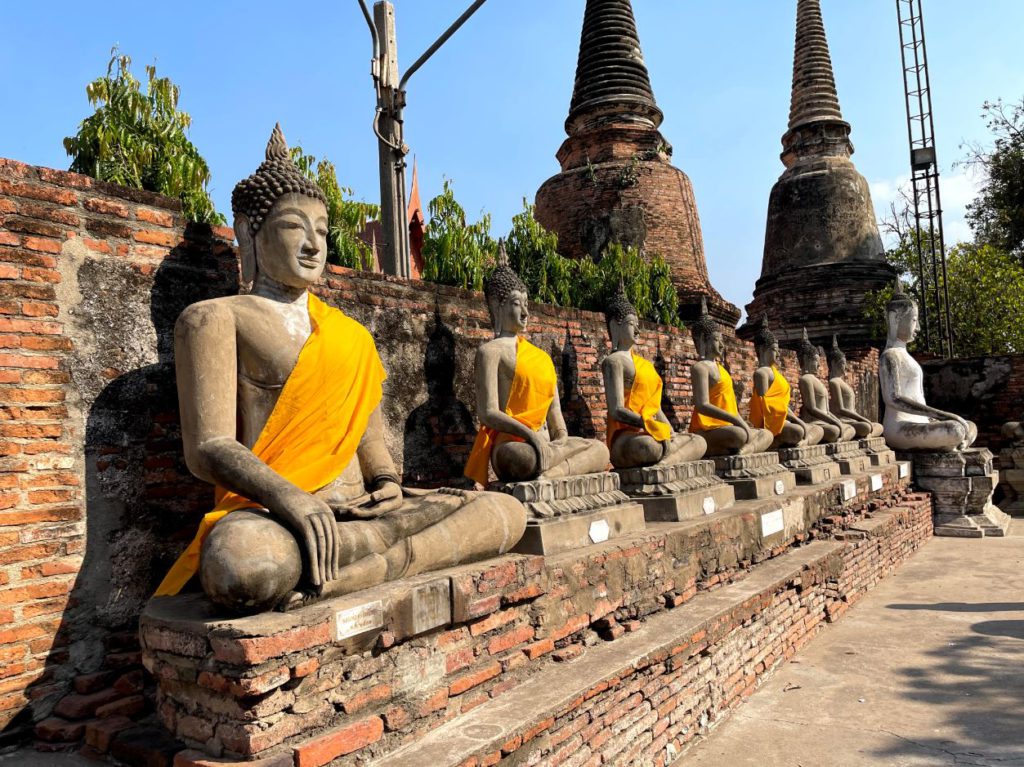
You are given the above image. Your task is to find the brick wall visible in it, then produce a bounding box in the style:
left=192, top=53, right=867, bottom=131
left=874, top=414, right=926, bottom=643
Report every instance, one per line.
left=0, top=158, right=882, bottom=749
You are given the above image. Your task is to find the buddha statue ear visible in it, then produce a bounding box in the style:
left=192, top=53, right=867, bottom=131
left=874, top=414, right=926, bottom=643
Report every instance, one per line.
left=234, top=214, right=257, bottom=288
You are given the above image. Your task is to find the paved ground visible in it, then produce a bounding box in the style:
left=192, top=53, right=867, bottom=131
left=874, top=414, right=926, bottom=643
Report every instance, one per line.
left=683, top=520, right=1024, bottom=767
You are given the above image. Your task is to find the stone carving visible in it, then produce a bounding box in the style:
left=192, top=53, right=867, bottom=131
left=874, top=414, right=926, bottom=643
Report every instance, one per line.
left=750, top=316, right=822, bottom=448
left=827, top=335, right=883, bottom=439
left=602, top=286, right=706, bottom=468
left=879, top=284, right=977, bottom=451
left=796, top=328, right=854, bottom=444
left=688, top=298, right=773, bottom=456
left=157, top=126, right=526, bottom=614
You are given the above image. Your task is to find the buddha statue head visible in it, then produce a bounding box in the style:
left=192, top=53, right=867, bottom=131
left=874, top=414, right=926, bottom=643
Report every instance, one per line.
left=231, top=124, right=329, bottom=289
left=484, top=240, right=529, bottom=336
left=690, top=296, right=723, bottom=361
left=605, top=284, right=639, bottom=352
left=752, top=315, right=780, bottom=368
left=827, top=335, right=848, bottom=378
left=797, top=327, right=820, bottom=374
left=885, top=280, right=918, bottom=344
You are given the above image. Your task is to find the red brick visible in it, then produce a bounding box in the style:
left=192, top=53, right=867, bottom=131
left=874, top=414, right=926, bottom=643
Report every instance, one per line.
left=137, top=208, right=174, bottom=226
left=292, top=657, right=319, bottom=678
left=446, top=647, right=474, bottom=674
left=469, top=608, right=517, bottom=637
left=22, top=302, right=58, bottom=317
left=83, top=198, right=129, bottom=218
left=21, top=267, right=61, bottom=283
left=449, top=662, right=501, bottom=696
left=0, top=353, right=58, bottom=369
left=211, top=621, right=332, bottom=664
left=174, top=749, right=293, bottom=767
left=22, top=237, right=61, bottom=254
left=417, top=688, right=449, bottom=716
left=0, top=233, right=20, bottom=247
left=84, top=715, right=133, bottom=753
left=95, top=694, right=146, bottom=719
left=523, top=638, right=555, bottom=660
left=0, top=265, right=19, bottom=280
left=0, top=179, right=77, bottom=206
left=341, top=682, right=391, bottom=715
left=35, top=716, right=86, bottom=743
left=488, top=624, right=535, bottom=656
left=0, top=579, right=72, bottom=604
left=134, top=229, right=177, bottom=247
left=383, top=704, right=411, bottom=731
left=74, top=671, right=115, bottom=695
left=294, top=716, right=384, bottom=767
left=53, top=688, right=123, bottom=720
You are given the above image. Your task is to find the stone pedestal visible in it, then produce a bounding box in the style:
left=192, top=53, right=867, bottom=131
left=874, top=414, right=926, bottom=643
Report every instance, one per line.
left=776, top=444, right=839, bottom=485
left=997, top=447, right=1024, bottom=516
left=909, top=448, right=1011, bottom=538
left=859, top=436, right=896, bottom=467
left=491, top=472, right=645, bottom=555
left=826, top=441, right=871, bottom=475
left=712, top=452, right=796, bottom=500
left=616, top=460, right=736, bottom=522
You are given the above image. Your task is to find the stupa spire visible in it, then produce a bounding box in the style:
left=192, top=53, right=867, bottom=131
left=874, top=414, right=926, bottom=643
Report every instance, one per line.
left=788, top=0, right=844, bottom=130
left=566, top=0, right=663, bottom=135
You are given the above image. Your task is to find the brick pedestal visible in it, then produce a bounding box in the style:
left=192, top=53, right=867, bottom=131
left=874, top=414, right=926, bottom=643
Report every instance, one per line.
left=909, top=448, right=1010, bottom=537
left=860, top=436, right=897, bottom=466
left=827, top=441, right=872, bottom=475
left=615, top=459, right=736, bottom=521
left=777, top=444, right=839, bottom=485
left=712, top=452, right=797, bottom=500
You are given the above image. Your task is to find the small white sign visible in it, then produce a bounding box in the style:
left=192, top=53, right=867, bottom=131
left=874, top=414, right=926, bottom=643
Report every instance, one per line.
left=841, top=480, right=857, bottom=501
left=334, top=600, right=384, bottom=641
left=589, top=518, right=610, bottom=544
left=774, top=480, right=785, bottom=496
left=761, top=509, right=784, bottom=537
left=898, top=462, right=910, bottom=479
left=870, top=474, right=884, bottom=492
left=702, top=496, right=717, bottom=515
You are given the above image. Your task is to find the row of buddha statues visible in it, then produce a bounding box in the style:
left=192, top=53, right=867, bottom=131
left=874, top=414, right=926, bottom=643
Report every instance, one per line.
left=152, top=127, right=979, bottom=616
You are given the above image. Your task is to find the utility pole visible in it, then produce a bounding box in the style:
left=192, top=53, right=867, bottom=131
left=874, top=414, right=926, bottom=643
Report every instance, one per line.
left=358, top=0, right=488, bottom=278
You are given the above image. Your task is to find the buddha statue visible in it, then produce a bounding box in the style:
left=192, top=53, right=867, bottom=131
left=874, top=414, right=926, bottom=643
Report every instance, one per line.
left=688, top=298, right=773, bottom=456
left=749, top=317, right=822, bottom=449
left=155, top=125, right=526, bottom=613
left=464, top=246, right=610, bottom=484
left=602, top=287, right=706, bottom=468
left=796, top=328, right=855, bottom=444
left=1004, top=420, right=1024, bottom=446
left=880, top=283, right=977, bottom=451
left=827, top=335, right=883, bottom=439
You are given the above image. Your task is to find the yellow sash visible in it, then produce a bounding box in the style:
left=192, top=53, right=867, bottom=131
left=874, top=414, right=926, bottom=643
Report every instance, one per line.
left=689, top=362, right=738, bottom=433
left=464, top=337, right=556, bottom=486
left=749, top=365, right=790, bottom=436
left=154, top=293, right=386, bottom=596
left=607, top=352, right=672, bottom=446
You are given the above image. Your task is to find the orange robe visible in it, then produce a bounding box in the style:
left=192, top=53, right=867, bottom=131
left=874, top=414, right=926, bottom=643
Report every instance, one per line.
left=607, top=352, right=672, bottom=446
left=689, top=362, right=738, bottom=433
left=154, top=293, right=386, bottom=597
left=749, top=365, right=790, bottom=436
left=464, top=337, right=556, bottom=486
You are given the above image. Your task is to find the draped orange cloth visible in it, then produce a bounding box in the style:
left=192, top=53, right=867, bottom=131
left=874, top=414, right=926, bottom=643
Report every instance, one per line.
left=689, top=362, right=738, bottom=433
left=749, top=365, right=791, bottom=436
left=464, top=337, right=556, bottom=486
left=154, top=293, right=386, bottom=597
left=607, top=352, right=672, bottom=447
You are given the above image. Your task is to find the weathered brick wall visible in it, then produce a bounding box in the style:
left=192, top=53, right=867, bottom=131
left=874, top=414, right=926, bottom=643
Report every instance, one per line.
left=0, top=158, right=881, bottom=748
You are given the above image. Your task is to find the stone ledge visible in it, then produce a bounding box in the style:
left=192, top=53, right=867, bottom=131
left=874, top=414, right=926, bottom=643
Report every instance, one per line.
left=490, top=472, right=630, bottom=519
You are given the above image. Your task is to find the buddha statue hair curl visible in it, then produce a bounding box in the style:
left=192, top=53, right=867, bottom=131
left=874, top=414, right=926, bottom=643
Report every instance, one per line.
left=484, top=240, right=528, bottom=306
left=796, top=327, right=818, bottom=366
left=690, top=296, right=718, bottom=344
left=886, top=279, right=916, bottom=316
left=604, top=282, right=638, bottom=331
left=752, top=314, right=777, bottom=353
left=827, top=334, right=847, bottom=372
left=231, top=124, right=326, bottom=233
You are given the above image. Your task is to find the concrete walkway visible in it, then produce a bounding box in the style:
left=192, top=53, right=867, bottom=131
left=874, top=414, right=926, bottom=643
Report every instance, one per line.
left=683, top=521, right=1024, bottom=767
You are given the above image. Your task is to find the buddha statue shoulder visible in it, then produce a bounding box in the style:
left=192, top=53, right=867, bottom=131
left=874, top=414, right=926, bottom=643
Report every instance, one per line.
left=796, top=328, right=855, bottom=444
left=155, top=125, right=525, bottom=613
left=465, top=245, right=609, bottom=485
left=601, top=287, right=706, bottom=469
left=826, top=335, right=883, bottom=439
left=749, top=317, right=822, bottom=449
left=688, top=297, right=773, bottom=456
left=879, top=283, right=977, bottom=451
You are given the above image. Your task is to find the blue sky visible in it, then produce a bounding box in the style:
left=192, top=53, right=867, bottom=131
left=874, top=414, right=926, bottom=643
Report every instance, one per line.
left=2, top=1, right=1021, bottom=313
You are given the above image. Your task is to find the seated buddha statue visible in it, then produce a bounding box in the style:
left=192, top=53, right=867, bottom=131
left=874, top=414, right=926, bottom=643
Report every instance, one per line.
left=880, top=283, right=977, bottom=451
left=601, top=287, right=706, bottom=469
left=464, top=246, right=609, bottom=485
left=155, top=126, right=526, bottom=613
left=688, top=298, right=773, bottom=456
left=749, top=317, right=822, bottom=449
left=827, top=335, right=883, bottom=439
left=796, top=328, right=855, bottom=444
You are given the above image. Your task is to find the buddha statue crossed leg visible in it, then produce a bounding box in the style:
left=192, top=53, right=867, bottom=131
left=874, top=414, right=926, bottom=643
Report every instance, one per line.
left=827, top=335, right=883, bottom=439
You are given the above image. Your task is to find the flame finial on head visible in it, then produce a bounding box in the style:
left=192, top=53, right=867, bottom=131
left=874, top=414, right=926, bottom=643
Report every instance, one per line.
left=690, top=295, right=717, bottom=341
left=887, top=278, right=916, bottom=315
left=827, top=333, right=846, bottom=369
left=797, top=326, right=818, bottom=362
left=266, top=122, right=289, bottom=161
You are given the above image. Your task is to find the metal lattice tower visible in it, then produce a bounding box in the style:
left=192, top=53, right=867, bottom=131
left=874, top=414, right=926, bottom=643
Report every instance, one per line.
left=897, top=0, right=952, bottom=356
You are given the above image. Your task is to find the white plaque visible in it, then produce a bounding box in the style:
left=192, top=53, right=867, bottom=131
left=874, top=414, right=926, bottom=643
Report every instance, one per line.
left=774, top=479, right=785, bottom=496
left=841, top=480, right=857, bottom=501
left=702, top=496, right=717, bottom=515
left=761, top=509, right=784, bottom=537
left=898, top=462, right=910, bottom=479
left=334, top=600, right=384, bottom=641
left=589, top=518, right=610, bottom=544
left=870, top=474, right=884, bottom=492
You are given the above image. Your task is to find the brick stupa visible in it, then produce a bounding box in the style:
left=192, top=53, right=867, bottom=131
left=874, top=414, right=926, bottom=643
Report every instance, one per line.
left=739, top=0, right=895, bottom=348
left=535, top=0, right=739, bottom=327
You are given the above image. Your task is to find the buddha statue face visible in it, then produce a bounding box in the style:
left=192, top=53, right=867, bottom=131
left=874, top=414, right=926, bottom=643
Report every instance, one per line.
left=237, top=193, right=329, bottom=289
left=491, top=288, right=530, bottom=336
left=799, top=346, right=820, bottom=374
left=609, top=312, right=640, bottom=351
left=830, top=355, right=847, bottom=378
left=756, top=340, right=780, bottom=368
left=696, top=328, right=724, bottom=361
left=887, top=303, right=919, bottom=344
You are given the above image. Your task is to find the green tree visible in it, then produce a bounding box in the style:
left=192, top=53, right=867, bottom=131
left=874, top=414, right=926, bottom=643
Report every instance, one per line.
left=290, top=147, right=379, bottom=270
left=63, top=51, right=223, bottom=224
left=421, top=179, right=497, bottom=291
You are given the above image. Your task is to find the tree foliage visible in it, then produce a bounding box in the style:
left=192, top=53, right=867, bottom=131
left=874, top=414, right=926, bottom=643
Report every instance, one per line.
left=290, top=147, right=379, bottom=270
left=421, top=179, right=496, bottom=291
left=63, top=51, right=223, bottom=224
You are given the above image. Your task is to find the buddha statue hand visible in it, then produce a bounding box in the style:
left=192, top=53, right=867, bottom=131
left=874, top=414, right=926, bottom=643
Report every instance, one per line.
left=273, top=490, right=340, bottom=589
left=528, top=433, right=552, bottom=476
left=344, top=479, right=404, bottom=519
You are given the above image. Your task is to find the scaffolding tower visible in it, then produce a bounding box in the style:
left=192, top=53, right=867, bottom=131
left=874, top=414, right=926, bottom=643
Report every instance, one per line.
left=896, top=0, right=952, bottom=356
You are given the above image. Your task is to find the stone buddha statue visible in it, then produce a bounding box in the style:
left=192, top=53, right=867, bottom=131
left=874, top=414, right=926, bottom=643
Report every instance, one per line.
left=827, top=335, right=883, bottom=439
left=750, top=317, right=822, bottom=449
left=688, top=298, right=773, bottom=456
left=602, top=287, right=706, bottom=468
left=880, top=283, right=977, bottom=451
left=464, top=246, right=609, bottom=485
left=1004, top=420, right=1024, bottom=445
left=796, top=328, right=854, bottom=444
left=155, top=125, right=526, bottom=613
